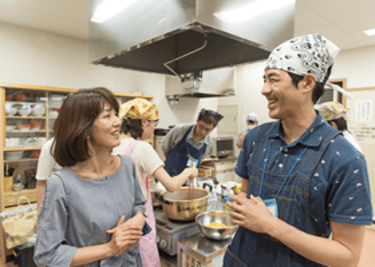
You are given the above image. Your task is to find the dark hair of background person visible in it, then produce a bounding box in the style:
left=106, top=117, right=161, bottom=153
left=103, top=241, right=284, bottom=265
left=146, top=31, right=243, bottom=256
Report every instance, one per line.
left=328, top=117, right=348, bottom=131
left=288, top=65, right=333, bottom=104
left=197, top=109, right=224, bottom=127
left=120, top=118, right=144, bottom=139
left=52, top=87, right=119, bottom=167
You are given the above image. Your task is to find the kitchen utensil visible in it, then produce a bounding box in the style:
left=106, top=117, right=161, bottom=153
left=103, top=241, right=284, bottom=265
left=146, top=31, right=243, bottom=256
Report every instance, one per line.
left=31, top=104, right=45, bottom=116
left=49, top=94, right=64, bottom=106
left=24, top=169, right=37, bottom=189
left=5, top=138, right=22, bottom=147
left=18, top=104, right=32, bottom=116
left=12, top=182, right=24, bottom=192
left=149, top=178, right=165, bottom=207
left=38, top=137, right=47, bottom=145
left=30, top=119, right=43, bottom=128
left=155, top=187, right=209, bottom=221
left=5, top=103, right=17, bottom=116
left=31, top=150, right=41, bottom=159
left=5, top=125, right=17, bottom=131
left=22, top=137, right=38, bottom=146
left=5, top=151, right=24, bottom=160
left=4, top=165, right=15, bottom=176
left=188, top=160, right=194, bottom=200
left=195, top=211, right=238, bottom=240
left=17, top=124, right=31, bottom=131
left=5, top=163, right=9, bottom=176
left=4, top=164, right=14, bottom=192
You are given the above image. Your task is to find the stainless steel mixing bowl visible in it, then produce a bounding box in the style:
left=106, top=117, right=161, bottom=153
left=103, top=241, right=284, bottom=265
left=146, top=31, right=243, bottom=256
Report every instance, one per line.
left=195, top=211, right=238, bottom=240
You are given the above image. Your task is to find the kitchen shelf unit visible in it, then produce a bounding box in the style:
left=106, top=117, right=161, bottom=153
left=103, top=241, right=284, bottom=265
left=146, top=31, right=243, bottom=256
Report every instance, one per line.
left=0, top=83, right=154, bottom=263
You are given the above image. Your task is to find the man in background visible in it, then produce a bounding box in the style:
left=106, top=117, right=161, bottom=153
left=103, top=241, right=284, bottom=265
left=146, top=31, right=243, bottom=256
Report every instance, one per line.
left=161, top=108, right=223, bottom=177
left=237, top=112, right=258, bottom=148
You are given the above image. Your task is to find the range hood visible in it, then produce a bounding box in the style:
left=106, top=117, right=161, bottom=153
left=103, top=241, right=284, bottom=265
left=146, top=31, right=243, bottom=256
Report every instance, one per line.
left=88, top=0, right=295, bottom=78
left=165, top=67, right=236, bottom=102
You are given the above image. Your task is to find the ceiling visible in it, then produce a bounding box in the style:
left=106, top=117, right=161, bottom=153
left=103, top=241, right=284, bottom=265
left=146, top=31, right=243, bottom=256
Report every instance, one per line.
left=0, top=0, right=374, bottom=51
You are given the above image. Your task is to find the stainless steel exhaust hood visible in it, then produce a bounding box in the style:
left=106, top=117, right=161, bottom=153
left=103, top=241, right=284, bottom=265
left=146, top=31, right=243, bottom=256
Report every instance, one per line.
left=88, top=0, right=295, bottom=77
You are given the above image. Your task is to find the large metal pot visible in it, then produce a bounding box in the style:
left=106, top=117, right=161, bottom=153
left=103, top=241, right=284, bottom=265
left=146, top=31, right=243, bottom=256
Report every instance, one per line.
left=155, top=187, right=210, bottom=221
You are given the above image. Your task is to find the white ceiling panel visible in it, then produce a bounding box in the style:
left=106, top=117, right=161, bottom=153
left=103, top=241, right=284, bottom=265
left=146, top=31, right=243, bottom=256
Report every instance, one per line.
left=299, top=0, right=375, bottom=21
left=297, top=23, right=364, bottom=50
left=295, top=1, right=331, bottom=32
left=0, top=0, right=374, bottom=50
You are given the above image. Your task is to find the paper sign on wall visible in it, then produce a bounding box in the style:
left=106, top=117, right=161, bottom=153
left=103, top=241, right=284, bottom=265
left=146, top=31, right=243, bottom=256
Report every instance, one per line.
left=355, top=100, right=373, bottom=123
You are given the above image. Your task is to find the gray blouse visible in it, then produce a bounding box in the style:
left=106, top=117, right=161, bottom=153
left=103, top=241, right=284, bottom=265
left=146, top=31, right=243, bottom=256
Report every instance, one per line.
left=34, top=155, right=146, bottom=267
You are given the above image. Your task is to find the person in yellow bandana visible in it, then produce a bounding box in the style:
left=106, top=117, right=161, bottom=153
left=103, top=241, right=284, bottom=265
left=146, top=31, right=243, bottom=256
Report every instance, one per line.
left=113, top=98, right=198, bottom=267
left=317, top=101, right=362, bottom=153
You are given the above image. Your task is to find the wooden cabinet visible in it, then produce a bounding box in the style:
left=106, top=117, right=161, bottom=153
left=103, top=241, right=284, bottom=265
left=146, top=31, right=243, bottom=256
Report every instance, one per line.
left=0, top=83, right=154, bottom=262
left=200, top=157, right=237, bottom=183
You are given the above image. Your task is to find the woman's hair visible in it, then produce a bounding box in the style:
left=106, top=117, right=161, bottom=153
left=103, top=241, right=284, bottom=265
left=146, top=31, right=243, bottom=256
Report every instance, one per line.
left=328, top=117, right=348, bottom=131
left=288, top=65, right=332, bottom=104
left=52, top=87, right=119, bottom=167
left=120, top=118, right=143, bottom=139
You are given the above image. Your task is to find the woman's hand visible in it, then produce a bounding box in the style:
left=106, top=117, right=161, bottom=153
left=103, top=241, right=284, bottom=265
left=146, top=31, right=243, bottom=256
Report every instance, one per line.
left=184, top=167, right=198, bottom=180
left=227, top=194, right=276, bottom=235
left=106, top=215, right=143, bottom=257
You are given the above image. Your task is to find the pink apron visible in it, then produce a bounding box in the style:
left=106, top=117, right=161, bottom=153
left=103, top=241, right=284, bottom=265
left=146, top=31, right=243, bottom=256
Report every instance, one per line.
left=124, top=140, right=161, bottom=267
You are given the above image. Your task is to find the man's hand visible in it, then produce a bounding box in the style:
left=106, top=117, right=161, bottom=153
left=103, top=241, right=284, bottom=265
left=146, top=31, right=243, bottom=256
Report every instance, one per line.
left=239, top=133, right=245, bottom=142
left=227, top=194, right=276, bottom=234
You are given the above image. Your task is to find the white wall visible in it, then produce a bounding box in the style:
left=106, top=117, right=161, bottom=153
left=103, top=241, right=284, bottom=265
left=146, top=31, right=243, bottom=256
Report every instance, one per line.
left=331, top=45, right=375, bottom=89
left=1, top=21, right=375, bottom=140
left=0, top=22, right=214, bottom=129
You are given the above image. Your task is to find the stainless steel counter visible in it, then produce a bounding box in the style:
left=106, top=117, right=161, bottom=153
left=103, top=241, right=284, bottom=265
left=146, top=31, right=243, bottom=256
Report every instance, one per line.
left=159, top=199, right=231, bottom=266
left=177, top=233, right=232, bottom=264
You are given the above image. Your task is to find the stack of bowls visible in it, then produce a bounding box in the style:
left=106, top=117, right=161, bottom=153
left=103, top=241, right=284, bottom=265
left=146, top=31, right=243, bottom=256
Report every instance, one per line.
left=4, top=151, right=24, bottom=160
left=18, top=104, right=32, bottom=116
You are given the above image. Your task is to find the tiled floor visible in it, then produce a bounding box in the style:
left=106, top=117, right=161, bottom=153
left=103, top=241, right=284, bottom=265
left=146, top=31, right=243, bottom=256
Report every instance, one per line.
left=2, top=229, right=375, bottom=267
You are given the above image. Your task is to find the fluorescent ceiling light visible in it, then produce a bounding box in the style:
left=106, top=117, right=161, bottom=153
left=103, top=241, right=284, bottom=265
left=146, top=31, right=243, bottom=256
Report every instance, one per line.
left=214, top=0, right=295, bottom=23
left=91, top=0, right=136, bottom=23
left=364, top=28, right=375, bottom=36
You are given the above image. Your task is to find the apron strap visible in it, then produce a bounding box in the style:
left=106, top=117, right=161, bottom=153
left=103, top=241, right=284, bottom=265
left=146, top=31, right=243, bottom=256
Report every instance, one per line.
left=123, top=140, right=150, bottom=191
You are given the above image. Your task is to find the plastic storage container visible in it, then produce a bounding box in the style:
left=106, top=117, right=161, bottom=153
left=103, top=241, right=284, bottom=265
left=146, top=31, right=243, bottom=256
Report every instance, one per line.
left=223, top=188, right=234, bottom=211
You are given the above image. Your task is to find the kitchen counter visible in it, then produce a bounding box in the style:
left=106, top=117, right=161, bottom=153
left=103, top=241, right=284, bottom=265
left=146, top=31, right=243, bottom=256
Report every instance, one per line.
left=159, top=199, right=232, bottom=267
left=177, top=233, right=232, bottom=266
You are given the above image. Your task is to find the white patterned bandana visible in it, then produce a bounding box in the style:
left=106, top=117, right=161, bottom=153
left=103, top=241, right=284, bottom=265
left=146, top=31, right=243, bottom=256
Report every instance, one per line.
left=265, top=34, right=340, bottom=83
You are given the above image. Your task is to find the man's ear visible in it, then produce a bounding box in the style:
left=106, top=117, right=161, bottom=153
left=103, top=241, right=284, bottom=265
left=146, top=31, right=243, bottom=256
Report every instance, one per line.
left=301, top=74, right=316, bottom=93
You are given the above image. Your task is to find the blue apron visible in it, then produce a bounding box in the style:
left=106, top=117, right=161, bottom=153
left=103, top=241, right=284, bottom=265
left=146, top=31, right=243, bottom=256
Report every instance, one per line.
left=164, top=125, right=206, bottom=177
left=223, top=123, right=339, bottom=267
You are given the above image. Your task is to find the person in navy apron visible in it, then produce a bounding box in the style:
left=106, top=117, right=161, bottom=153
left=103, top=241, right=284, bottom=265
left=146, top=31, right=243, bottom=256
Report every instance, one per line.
left=161, top=109, right=223, bottom=177
left=223, top=34, right=373, bottom=267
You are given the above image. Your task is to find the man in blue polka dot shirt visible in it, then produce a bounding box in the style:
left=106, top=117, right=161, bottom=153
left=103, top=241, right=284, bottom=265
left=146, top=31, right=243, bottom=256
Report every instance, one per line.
left=223, top=34, right=373, bottom=267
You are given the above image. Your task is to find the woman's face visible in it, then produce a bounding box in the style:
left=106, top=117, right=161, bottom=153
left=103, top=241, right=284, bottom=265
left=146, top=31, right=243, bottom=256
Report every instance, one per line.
left=141, top=119, right=158, bottom=140
left=90, top=102, right=121, bottom=151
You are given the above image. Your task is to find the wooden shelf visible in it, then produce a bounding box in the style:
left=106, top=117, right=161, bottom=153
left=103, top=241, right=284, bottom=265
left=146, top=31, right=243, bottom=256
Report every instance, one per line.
left=4, top=189, right=36, bottom=197
left=6, top=101, right=46, bottom=105
left=6, top=116, right=46, bottom=119
left=3, top=158, right=39, bottom=163
left=3, top=146, right=42, bottom=151
left=4, top=189, right=37, bottom=207
left=6, top=130, right=47, bottom=133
